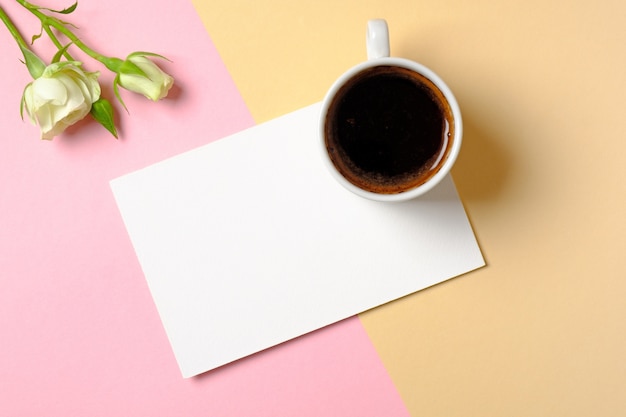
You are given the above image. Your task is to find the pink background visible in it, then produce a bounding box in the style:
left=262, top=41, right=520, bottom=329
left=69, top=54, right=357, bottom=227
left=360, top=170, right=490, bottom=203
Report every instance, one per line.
left=0, top=0, right=409, bottom=415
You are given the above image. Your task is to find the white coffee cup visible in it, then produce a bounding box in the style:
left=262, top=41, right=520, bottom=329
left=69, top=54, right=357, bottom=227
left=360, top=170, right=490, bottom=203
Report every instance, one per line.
left=319, top=19, right=463, bottom=202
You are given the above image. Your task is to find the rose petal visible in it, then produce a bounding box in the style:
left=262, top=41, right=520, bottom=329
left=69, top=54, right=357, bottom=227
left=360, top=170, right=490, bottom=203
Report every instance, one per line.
left=31, top=77, right=68, bottom=106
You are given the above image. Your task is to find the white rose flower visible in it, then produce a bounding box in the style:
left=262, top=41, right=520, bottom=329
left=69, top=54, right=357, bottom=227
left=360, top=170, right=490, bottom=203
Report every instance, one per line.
left=117, top=54, right=173, bottom=101
left=21, top=61, right=101, bottom=140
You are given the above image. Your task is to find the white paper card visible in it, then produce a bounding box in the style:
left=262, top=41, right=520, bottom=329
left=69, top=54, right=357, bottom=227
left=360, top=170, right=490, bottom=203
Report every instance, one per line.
left=110, top=103, right=485, bottom=377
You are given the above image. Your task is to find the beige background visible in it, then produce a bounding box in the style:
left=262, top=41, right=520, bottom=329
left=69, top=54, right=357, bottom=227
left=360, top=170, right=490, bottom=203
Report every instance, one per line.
left=192, top=0, right=626, bottom=414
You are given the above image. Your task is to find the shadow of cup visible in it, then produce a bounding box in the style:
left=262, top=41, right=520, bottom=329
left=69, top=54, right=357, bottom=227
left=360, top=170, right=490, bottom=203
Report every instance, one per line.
left=452, top=113, right=511, bottom=203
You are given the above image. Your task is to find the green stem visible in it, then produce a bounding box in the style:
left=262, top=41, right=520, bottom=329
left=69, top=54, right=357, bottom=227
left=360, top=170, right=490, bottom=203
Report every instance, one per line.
left=43, top=24, right=74, bottom=61
left=0, top=5, right=30, bottom=51
left=15, top=0, right=122, bottom=71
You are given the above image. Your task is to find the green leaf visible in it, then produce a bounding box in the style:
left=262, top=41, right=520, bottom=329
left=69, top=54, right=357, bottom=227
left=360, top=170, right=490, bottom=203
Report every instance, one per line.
left=128, top=51, right=172, bottom=62
left=113, top=75, right=129, bottom=113
left=102, top=57, right=124, bottom=73
left=55, top=18, right=79, bottom=29
left=51, top=42, right=73, bottom=63
left=41, top=1, right=78, bottom=14
left=90, top=98, right=118, bottom=138
left=20, top=89, right=27, bottom=120
left=119, top=60, right=149, bottom=78
left=58, top=2, right=78, bottom=14
left=20, top=46, right=46, bottom=79
left=31, top=26, right=43, bottom=44
left=20, top=83, right=36, bottom=123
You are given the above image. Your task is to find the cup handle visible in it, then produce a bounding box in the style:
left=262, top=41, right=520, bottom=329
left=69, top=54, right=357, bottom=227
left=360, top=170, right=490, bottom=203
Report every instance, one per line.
left=366, top=19, right=390, bottom=59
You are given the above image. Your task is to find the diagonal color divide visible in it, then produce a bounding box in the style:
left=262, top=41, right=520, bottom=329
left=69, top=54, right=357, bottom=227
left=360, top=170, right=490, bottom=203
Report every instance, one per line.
left=0, top=1, right=416, bottom=415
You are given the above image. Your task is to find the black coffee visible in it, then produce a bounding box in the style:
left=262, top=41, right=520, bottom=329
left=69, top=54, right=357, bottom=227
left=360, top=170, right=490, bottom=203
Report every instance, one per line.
left=324, top=65, right=454, bottom=194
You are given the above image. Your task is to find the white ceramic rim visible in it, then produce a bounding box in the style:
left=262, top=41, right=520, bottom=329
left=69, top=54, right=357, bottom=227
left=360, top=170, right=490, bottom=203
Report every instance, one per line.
left=319, top=57, right=463, bottom=202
